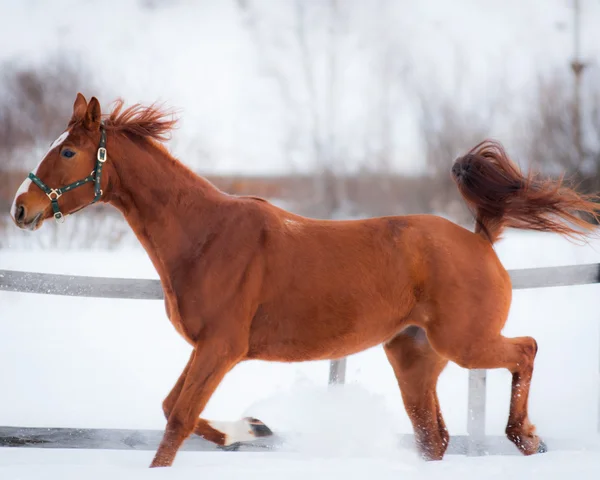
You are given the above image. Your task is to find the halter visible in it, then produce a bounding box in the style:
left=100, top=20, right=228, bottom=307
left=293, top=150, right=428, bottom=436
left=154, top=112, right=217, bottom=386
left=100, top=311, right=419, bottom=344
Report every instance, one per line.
left=28, top=127, right=107, bottom=223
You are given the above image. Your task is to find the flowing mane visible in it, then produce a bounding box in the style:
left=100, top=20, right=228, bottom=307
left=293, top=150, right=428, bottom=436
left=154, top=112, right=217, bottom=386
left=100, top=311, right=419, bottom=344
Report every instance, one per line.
left=101, top=99, right=178, bottom=142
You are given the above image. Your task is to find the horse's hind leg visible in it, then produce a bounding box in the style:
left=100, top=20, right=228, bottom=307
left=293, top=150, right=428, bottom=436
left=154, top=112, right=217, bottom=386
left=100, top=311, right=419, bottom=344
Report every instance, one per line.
left=384, top=327, right=449, bottom=460
left=426, top=325, right=544, bottom=456
left=503, top=338, right=547, bottom=455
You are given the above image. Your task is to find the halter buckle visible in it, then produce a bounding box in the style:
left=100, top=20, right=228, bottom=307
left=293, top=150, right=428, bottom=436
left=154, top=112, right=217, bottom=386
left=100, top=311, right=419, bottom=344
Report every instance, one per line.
left=97, top=147, right=107, bottom=163
left=54, top=211, right=65, bottom=223
left=47, top=189, right=62, bottom=201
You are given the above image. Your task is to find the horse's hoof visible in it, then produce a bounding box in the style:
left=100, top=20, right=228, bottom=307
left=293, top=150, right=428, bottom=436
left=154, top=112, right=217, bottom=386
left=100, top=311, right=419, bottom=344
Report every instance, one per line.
left=208, top=417, right=274, bottom=448
left=537, top=439, right=548, bottom=454
left=244, top=417, right=274, bottom=438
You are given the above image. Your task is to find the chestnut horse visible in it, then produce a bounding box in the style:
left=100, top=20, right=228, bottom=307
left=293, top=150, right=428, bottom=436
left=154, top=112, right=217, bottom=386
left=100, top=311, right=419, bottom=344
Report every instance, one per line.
left=11, top=94, right=600, bottom=467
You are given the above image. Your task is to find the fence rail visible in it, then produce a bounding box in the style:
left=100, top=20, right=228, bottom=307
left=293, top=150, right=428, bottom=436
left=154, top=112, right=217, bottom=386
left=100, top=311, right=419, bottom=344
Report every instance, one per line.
left=1, top=263, right=599, bottom=455
left=2, top=263, right=599, bottom=298
left=3, top=426, right=588, bottom=456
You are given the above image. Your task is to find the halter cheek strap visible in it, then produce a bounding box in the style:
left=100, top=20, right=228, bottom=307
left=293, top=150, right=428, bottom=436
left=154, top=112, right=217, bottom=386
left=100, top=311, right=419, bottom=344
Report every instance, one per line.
left=28, top=127, right=108, bottom=223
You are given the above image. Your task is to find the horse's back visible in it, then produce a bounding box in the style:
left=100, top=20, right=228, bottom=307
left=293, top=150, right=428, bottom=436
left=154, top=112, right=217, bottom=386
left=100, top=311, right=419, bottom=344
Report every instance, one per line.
left=252, top=204, right=510, bottom=309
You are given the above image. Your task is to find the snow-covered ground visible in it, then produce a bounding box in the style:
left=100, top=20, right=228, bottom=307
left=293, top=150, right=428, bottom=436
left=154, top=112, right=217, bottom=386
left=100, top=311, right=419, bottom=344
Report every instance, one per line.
left=1, top=229, right=600, bottom=477
left=1, top=448, right=600, bottom=480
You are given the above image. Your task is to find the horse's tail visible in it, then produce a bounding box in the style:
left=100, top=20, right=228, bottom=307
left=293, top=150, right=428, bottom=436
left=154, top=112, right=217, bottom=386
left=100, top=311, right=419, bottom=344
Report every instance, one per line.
left=451, top=140, right=600, bottom=244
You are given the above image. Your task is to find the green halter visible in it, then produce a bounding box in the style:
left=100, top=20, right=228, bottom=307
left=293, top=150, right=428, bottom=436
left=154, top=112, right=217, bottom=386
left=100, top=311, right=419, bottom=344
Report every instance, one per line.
left=28, top=127, right=107, bottom=223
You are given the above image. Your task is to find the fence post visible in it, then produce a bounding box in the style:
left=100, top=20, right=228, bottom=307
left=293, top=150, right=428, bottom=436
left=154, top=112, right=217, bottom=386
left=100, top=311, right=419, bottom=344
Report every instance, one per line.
left=467, top=369, right=487, bottom=456
left=328, top=358, right=347, bottom=384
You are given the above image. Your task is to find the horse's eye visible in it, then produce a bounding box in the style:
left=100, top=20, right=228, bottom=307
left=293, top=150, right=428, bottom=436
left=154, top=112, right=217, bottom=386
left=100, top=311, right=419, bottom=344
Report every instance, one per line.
left=61, top=149, right=76, bottom=159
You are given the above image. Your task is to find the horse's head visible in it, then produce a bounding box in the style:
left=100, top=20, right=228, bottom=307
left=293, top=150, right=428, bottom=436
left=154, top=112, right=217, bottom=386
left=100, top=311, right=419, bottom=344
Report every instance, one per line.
left=11, top=92, right=107, bottom=230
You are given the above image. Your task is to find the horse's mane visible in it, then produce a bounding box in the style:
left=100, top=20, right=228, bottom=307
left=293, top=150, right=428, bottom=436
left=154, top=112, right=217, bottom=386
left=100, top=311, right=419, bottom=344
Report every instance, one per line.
left=102, top=99, right=178, bottom=142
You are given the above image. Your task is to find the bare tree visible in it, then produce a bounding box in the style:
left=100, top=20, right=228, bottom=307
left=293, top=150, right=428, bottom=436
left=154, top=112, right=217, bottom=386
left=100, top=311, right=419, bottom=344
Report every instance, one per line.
left=519, top=73, right=580, bottom=174
left=518, top=69, right=600, bottom=220
left=235, top=0, right=411, bottom=219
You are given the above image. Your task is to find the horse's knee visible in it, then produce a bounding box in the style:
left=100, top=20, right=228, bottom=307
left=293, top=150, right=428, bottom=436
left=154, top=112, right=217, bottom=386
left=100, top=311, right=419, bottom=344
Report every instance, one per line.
left=165, top=409, right=196, bottom=438
left=162, top=397, right=192, bottom=429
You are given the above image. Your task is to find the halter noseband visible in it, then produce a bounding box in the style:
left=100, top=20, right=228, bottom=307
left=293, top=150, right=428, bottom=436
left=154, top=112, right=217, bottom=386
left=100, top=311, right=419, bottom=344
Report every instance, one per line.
left=28, top=127, right=108, bottom=223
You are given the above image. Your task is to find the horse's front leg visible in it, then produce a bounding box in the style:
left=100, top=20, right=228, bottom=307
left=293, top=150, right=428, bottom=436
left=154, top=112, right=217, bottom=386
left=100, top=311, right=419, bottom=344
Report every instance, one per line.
left=150, top=332, right=247, bottom=468
left=162, top=348, right=270, bottom=448
left=162, top=349, right=193, bottom=421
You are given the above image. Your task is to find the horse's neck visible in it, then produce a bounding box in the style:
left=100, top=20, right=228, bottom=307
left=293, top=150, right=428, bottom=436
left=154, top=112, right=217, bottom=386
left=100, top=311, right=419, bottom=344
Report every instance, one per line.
left=107, top=137, right=223, bottom=281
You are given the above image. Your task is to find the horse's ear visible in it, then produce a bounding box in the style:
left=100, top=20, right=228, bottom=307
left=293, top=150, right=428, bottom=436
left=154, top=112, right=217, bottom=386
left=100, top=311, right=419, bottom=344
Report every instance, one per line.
left=84, top=97, right=102, bottom=131
left=71, top=92, right=87, bottom=123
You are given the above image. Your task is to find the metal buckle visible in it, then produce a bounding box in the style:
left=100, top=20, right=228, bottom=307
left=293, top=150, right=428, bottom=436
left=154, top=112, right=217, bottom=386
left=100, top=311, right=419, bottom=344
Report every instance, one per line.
left=54, top=212, right=65, bottom=224
left=97, top=147, right=107, bottom=163
left=47, top=189, right=62, bottom=200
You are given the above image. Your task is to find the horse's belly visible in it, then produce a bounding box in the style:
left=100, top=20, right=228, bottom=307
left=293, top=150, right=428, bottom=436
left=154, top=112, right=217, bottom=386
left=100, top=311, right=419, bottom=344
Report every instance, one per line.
left=246, top=312, right=403, bottom=362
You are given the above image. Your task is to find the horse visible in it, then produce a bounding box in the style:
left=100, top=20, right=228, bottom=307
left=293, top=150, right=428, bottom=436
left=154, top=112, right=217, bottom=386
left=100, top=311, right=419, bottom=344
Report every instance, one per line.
left=10, top=93, right=600, bottom=468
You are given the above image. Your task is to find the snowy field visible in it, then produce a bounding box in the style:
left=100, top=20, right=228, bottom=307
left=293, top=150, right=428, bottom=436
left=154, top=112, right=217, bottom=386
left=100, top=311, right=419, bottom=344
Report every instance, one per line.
left=1, top=449, right=600, bottom=480
left=1, top=229, right=600, bottom=477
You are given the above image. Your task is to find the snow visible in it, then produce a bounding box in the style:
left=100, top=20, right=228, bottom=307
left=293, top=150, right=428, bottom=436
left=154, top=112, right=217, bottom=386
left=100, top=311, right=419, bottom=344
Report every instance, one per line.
left=1, top=229, right=600, bottom=477
left=1, top=449, right=600, bottom=480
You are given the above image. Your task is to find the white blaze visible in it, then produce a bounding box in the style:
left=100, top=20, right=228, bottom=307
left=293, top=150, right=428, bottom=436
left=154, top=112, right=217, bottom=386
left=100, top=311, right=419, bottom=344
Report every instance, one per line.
left=10, top=131, right=69, bottom=220
left=46, top=131, right=69, bottom=155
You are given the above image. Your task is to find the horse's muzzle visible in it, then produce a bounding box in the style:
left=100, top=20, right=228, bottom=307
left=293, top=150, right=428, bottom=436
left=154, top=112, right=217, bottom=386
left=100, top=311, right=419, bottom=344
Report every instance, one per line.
left=12, top=204, right=43, bottom=231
